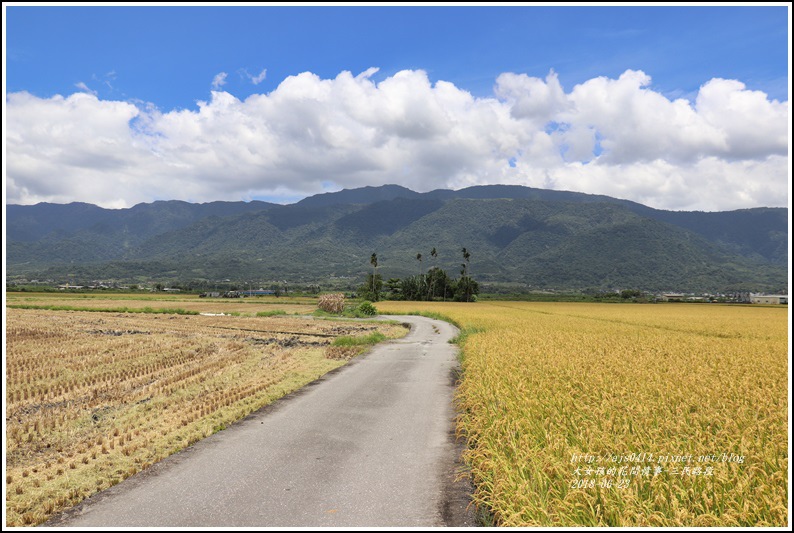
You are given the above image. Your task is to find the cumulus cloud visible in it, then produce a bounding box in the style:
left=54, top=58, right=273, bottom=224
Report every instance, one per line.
left=211, top=72, right=227, bottom=89
left=495, top=70, right=568, bottom=125
left=6, top=68, right=790, bottom=211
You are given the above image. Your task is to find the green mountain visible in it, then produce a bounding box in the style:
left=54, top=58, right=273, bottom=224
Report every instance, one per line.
left=6, top=200, right=276, bottom=264
left=5, top=185, right=788, bottom=292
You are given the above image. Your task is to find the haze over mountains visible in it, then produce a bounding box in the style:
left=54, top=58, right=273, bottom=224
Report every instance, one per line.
left=6, top=184, right=788, bottom=292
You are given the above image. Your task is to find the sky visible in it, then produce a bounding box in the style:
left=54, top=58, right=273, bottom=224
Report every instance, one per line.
left=3, top=4, right=791, bottom=211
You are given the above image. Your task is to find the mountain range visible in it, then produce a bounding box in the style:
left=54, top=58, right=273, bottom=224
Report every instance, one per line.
left=6, top=184, right=788, bottom=292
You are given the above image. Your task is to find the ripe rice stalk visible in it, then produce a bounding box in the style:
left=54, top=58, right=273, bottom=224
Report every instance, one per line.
left=377, top=300, right=788, bottom=527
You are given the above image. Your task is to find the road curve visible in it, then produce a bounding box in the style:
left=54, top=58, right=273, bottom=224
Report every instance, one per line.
left=47, top=315, right=474, bottom=527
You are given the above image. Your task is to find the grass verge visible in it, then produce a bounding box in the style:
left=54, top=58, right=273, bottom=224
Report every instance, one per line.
left=331, top=331, right=387, bottom=346
left=256, top=310, right=288, bottom=317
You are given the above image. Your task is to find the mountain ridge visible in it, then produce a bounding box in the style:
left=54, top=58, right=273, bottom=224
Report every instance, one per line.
left=6, top=185, right=788, bottom=292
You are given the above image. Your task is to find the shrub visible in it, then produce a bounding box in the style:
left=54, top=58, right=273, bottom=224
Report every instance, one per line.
left=356, top=301, right=378, bottom=316
left=318, top=293, right=345, bottom=314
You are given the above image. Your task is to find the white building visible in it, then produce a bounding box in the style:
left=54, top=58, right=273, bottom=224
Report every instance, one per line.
left=750, top=294, right=788, bottom=305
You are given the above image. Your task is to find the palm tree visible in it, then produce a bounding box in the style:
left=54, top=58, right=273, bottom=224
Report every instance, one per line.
left=428, top=247, right=438, bottom=300
left=461, top=247, right=473, bottom=302
left=416, top=253, right=423, bottom=275
left=461, top=247, right=471, bottom=276
left=370, top=253, right=378, bottom=295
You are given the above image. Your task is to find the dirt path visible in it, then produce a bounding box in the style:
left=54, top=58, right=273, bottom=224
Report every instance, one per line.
left=46, top=315, right=474, bottom=527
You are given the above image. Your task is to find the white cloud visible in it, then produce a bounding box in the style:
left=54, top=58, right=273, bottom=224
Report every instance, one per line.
left=494, top=70, right=568, bottom=126
left=74, top=81, right=97, bottom=96
left=695, top=78, right=789, bottom=159
left=239, top=68, right=267, bottom=85
left=250, top=68, right=267, bottom=85
left=6, top=69, right=790, bottom=211
left=211, top=72, right=228, bottom=89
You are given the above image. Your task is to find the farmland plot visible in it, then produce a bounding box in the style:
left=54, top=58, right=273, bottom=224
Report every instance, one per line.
left=378, top=301, right=789, bottom=526
left=5, top=292, right=317, bottom=315
left=5, top=308, right=407, bottom=526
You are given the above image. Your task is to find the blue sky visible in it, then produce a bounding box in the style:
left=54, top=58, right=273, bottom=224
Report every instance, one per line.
left=7, top=6, right=788, bottom=110
left=4, top=5, right=791, bottom=211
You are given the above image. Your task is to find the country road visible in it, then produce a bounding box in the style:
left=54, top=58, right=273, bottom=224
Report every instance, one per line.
left=46, top=315, right=475, bottom=527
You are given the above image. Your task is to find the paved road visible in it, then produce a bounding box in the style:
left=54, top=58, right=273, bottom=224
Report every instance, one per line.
left=48, top=315, right=474, bottom=527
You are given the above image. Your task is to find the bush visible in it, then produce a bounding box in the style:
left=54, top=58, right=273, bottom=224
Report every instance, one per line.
left=318, top=293, right=345, bottom=314
left=356, top=301, right=378, bottom=316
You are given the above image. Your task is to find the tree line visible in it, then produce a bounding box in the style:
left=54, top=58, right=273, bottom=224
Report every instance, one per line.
left=358, top=247, right=479, bottom=302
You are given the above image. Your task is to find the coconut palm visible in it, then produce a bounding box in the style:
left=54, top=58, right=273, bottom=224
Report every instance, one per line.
left=461, top=247, right=471, bottom=276
left=370, top=253, right=378, bottom=295
left=428, top=247, right=438, bottom=300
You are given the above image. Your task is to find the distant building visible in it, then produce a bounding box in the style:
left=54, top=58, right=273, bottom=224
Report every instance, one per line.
left=750, top=294, right=788, bottom=305
left=239, top=289, right=276, bottom=297
left=660, top=293, right=686, bottom=302
left=734, top=292, right=752, bottom=303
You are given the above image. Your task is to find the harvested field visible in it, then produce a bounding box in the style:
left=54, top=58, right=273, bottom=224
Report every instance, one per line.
left=5, top=308, right=407, bottom=526
left=5, top=292, right=316, bottom=315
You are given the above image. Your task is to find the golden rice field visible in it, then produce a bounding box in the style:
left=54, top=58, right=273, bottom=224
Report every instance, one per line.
left=378, top=301, right=789, bottom=526
left=5, top=307, right=407, bottom=526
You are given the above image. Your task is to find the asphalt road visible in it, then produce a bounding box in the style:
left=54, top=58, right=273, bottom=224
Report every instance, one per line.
left=47, top=315, right=474, bottom=527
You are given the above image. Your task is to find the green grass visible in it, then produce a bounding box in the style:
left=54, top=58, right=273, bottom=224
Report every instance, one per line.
left=311, top=306, right=379, bottom=319
left=256, top=310, right=288, bottom=317
left=449, top=325, right=485, bottom=347
left=331, top=332, right=387, bottom=346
